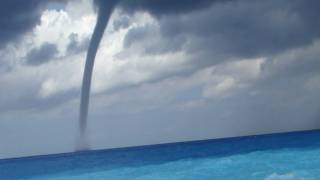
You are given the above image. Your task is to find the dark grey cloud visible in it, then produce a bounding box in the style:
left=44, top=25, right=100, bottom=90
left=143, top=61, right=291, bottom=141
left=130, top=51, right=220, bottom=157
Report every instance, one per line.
left=67, top=33, right=90, bottom=55
left=123, top=25, right=154, bottom=48
left=0, top=0, right=66, bottom=49
left=47, top=1, right=66, bottom=11
left=123, top=24, right=186, bottom=55
left=145, top=35, right=186, bottom=55
left=119, top=0, right=222, bottom=17
left=122, top=0, right=320, bottom=63
left=112, top=15, right=131, bottom=31
left=181, top=0, right=320, bottom=58
left=261, top=44, right=320, bottom=81
left=26, top=43, right=58, bottom=66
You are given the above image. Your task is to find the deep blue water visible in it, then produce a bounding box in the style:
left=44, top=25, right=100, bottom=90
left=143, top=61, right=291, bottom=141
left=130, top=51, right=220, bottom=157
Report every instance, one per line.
left=1, top=130, right=320, bottom=179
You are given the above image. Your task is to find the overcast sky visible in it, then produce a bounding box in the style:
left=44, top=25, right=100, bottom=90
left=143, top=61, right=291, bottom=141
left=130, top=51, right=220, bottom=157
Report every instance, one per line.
left=0, top=0, right=320, bottom=159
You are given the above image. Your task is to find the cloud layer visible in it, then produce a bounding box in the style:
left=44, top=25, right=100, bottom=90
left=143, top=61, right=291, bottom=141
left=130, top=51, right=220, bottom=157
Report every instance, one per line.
left=0, top=0, right=319, bottom=159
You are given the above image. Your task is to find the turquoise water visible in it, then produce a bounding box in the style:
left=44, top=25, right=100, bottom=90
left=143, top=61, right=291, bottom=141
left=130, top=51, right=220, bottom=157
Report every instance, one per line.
left=1, top=130, right=320, bottom=180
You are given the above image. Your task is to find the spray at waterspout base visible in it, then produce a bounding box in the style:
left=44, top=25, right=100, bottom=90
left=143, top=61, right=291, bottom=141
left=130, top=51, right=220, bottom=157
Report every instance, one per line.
left=76, top=133, right=90, bottom=152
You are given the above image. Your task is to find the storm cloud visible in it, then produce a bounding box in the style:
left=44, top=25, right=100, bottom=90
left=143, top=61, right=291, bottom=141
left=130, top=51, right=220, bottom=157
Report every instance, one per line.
left=26, top=43, right=58, bottom=66
left=0, top=0, right=66, bottom=49
left=119, top=0, right=219, bottom=16
left=67, top=33, right=90, bottom=55
left=121, top=0, right=320, bottom=63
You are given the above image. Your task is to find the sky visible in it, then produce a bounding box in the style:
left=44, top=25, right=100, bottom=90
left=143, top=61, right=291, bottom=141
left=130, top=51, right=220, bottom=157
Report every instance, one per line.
left=0, top=0, right=320, bottom=159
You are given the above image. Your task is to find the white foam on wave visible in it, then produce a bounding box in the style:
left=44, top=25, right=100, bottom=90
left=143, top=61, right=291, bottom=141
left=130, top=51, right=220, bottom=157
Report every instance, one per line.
left=265, top=172, right=296, bottom=180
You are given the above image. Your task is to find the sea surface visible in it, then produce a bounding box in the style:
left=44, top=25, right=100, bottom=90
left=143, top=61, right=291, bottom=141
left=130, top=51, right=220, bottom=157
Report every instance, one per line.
left=1, top=130, right=320, bottom=179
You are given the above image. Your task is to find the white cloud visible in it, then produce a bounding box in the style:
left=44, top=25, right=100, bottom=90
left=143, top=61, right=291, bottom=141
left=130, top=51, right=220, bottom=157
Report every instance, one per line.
left=32, top=9, right=95, bottom=56
left=203, top=77, right=236, bottom=98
